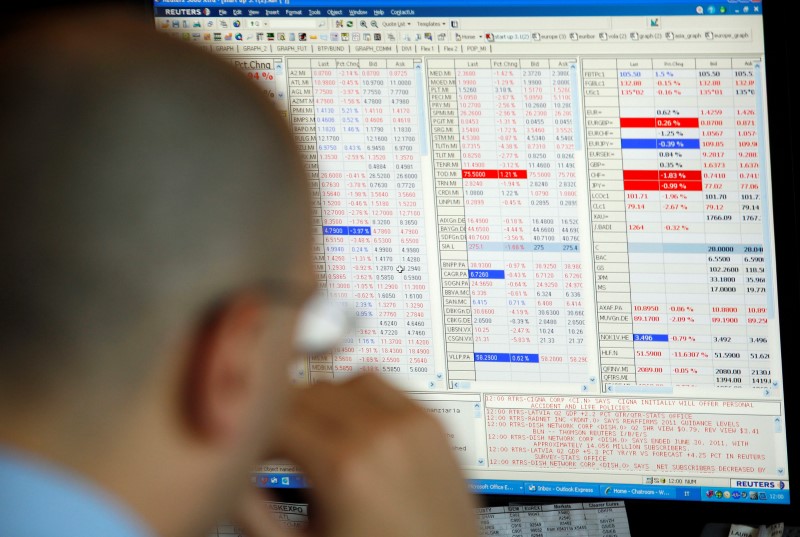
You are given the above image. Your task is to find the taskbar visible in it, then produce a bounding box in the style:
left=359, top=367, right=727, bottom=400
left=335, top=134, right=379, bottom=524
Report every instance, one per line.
left=468, top=479, right=790, bottom=505
left=252, top=473, right=790, bottom=505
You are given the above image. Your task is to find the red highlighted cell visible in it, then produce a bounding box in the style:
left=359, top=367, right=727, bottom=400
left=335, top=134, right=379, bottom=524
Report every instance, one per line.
left=624, top=178, right=703, bottom=191
left=620, top=117, right=656, bottom=128
left=624, top=170, right=659, bottom=180
left=462, top=169, right=498, bottom=179
left=660, top=181, right=702, bottom=191
left=656, top=117, right=699, bottom=128
left=659, top=170, right=701, bottom=181
left=462, top=169, right=528, bottom=179
left=498, top=170, right=528, bottom=179
left=620, top=117, right=700, bottom=128
left=624, top=180, right=659, bottom=191
left=624, top=170, right=703, bottom=190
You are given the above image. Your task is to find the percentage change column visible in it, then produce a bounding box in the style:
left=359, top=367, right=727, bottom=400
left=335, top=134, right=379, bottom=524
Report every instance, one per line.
left=649, top=59, right=709, bottom=386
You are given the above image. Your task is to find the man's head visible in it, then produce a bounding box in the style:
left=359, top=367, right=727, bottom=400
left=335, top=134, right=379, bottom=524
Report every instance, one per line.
left=0, top=7, right=314, bottom=536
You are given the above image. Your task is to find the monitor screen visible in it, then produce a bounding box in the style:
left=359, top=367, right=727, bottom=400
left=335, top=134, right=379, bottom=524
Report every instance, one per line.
left=152, top=0, right=792, bottom=507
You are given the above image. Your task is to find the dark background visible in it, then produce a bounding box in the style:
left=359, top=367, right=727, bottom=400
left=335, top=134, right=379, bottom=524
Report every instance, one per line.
left=4, top=1, right=797, bottom=534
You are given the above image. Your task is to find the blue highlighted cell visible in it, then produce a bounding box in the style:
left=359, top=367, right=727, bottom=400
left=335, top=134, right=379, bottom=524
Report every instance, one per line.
left=657, top=138, right=700, bottom=149
left=468, top=270, right=505, bottom=279
left=474, top=353, right=510, bottom=362
left=634, top=333, right=669, bottom=342
left=621, top=138, right=700, bottom=149
left=473, top=353, right=539, bottom=363
left=510, top=354, right=540, bottom=363
left=323, top=226, right=372, bottom=236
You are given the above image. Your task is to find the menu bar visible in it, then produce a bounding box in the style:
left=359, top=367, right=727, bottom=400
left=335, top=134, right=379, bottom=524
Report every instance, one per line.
left=155, top=4, right=763, bottom=17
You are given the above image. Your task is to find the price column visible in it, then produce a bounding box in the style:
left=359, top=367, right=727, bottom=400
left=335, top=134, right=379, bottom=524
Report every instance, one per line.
left=458, top=58, right=512, bottom=382
left=428, top=59, right=475, bottom=384
left=306, top=59, right=355, bottom=377
left=619, top=58, right=672, bottom=386
left=582, top=59, right=636, bottom=388
left=288, top=58, right=332, bottom=382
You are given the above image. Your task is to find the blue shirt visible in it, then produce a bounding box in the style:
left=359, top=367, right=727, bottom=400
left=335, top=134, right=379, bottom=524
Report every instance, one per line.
left=0, top=446, right=155, bottom=537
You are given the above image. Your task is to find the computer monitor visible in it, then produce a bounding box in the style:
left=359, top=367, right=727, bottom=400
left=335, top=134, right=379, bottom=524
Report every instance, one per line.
left=151, top=0, right=796, bottom=524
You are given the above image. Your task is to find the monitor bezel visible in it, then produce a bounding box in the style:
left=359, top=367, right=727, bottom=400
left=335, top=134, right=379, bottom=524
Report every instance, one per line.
left=141, top=0, right=799, bottom=530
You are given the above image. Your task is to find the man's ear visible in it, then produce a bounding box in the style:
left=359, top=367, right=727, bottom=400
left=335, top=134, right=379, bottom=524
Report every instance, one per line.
left=183, top=292, right=270, bottom=444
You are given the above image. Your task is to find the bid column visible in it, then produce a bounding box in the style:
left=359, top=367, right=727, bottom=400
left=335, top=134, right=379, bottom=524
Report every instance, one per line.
left=697, top=58, right=743, bottom=387
left=427, top=59, right=474, bottom=385
left=582, top=59, right=636, bottom=389
left=522, top=59, right=558, bottom=383
left=368, top=58, right=401, bottom=376
left=361, top=59, right=390, bottom=375
left=702, top=58, right=752, bottom=387
left=288, top=59, right=331, bottom=382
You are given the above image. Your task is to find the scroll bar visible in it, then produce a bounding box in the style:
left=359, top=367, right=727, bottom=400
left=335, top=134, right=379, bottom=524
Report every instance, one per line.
left=755, top=62, right=774, bottom=317
left=569, top=62, right=583, bottom=151
left=415, top=61, right=429, bottom=156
